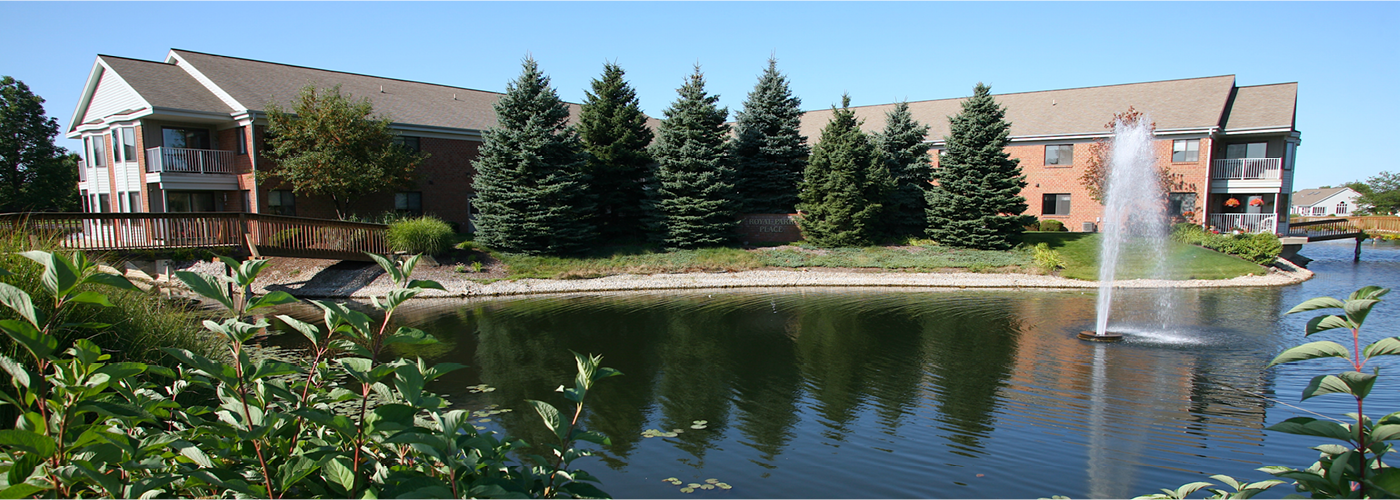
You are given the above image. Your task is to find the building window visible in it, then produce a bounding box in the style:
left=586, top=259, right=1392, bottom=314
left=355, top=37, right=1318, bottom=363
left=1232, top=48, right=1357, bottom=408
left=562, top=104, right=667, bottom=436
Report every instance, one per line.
left=1045, top=145, right=1073, bottom=166
left=163, top=127, right=211, bottom=149
left=1311, top=206, right=1325, bottom=216
left=90, top=134, right=107, bottom=167
left=1172, top=139, right=1199, bottom=162
left=166, top=192, right=215, bottom=212
left=122, top=127, right=136, bottom=162
left=97, top=193, right=111, bottom=213
left=1225, top=142, right=1267, bottom=159
left=128, top=192, right=142, bottom=213
left=395, top=192, right=422, bottom=216
left=1168, top=192, right=1198, bottom=218
left=1337, top=202, right=1348, bottom=215
left=267, top=190, right=295, bottom=216
left=1041, top=193, right=1071, bottom=216
left=393, top=135, right=420, bottom=153
left=80, top=190, right=89, bottom=212
left=236, top=126, right=248, bottom=155
left=112, top=130, right=123, bottom=163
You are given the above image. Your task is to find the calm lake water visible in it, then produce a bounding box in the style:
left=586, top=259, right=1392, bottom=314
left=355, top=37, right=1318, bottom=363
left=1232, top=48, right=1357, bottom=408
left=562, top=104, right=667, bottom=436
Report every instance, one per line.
left=270, top=239, right=1400, bottom=498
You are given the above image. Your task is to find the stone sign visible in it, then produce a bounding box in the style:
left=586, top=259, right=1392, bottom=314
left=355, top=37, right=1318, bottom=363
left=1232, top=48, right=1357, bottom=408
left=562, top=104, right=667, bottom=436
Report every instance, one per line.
left=739, top=213, right=803, bottom=243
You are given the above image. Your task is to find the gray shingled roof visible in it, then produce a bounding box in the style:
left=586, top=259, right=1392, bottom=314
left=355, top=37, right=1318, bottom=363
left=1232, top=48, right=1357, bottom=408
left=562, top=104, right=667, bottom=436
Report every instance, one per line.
left=797, top=75, right=1242, bottom=144
left=1292, top=187, right=1354, bottom=207
left=171, top=49, right=580, bottom=131
left=1222, top=83, right=1298, bottom=131
left=98, top=55, right=234, bottom=115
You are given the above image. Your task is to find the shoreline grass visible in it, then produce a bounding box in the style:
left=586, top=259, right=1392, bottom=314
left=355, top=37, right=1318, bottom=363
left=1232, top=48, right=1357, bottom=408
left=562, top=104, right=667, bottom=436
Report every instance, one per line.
left=1019, top=232, right=1267, bottom=280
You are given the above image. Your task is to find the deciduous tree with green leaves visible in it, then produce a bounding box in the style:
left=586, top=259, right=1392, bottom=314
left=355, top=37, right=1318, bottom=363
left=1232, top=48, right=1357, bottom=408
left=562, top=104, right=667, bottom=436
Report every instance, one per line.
left=1347, top=171, right=1400, bottom=215
left=732, top=58, right=808, bottom=214
left=873, top=101, right=932, bottom=239
left=577, top=63, right=653, bottom=241
left=648, top=66, right=739, bottom=248
left=797, top=95, right=891, bottom=247
left=473, top=58, right=596, bottom=255
left=0, top=77, right=78, bottom=212
left=262, top=85, right=426, bottom=219
left=925, top=83, right=1034, bottom=250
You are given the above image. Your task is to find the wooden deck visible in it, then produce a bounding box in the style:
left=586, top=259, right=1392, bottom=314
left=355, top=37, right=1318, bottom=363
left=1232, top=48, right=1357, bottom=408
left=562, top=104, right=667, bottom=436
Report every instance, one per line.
left=1286, top=218, right=1368, bottom=242
left=0, top=212, right=389, bottom=261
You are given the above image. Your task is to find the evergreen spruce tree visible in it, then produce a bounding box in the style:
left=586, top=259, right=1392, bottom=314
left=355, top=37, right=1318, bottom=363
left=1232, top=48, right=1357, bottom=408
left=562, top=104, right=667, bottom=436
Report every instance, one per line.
left=471, top=58, right=594, bottom=255
left=874, top=102, right=932, bottom=239
left=648, top=66, right=739, bottom=248
left=925, top=83, right=1034, bottom=250
left=797, top=95, right=892, bottom=247
left=0, top=76, right=79, bottom=212
left=732, top=58, right=808, bottom=214
left=577, top=63, right=653, bottom=241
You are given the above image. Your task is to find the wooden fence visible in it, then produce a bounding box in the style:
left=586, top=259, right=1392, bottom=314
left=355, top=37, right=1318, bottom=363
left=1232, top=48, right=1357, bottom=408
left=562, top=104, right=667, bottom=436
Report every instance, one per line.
left=1293, top=216, right=1400, bottom=233
left=0, top=212, right=389, bottom=261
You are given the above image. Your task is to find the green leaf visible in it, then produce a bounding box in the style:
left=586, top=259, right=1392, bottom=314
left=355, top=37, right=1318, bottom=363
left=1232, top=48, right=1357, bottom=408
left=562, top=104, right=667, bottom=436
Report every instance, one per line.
left=0, top=282, right=39, bottom=328
left=0, top=483, right=48, bottom=498
left=1345, top=299, right=1381, bottom=329
left=573, top=430, right=611, bottom=446
left=322, top=456, right=356, bottom=495
left=277, top=456, right=320, bottom=492
left=558, top=481, right=611, bottom=499
left=20, top=250, right=77, bottom=297
left=1268, top=340, right=1352, bottom=367
left=1371, top=424, right=1400, bottom=442
left=1366, top=337, right=1400, bottom=359
left=75, top=461, right=125, bottom=497
left=0, top=319, right=56, bottom=359
left=276, top=314, right=322, bottom=346
left=1349, top=286, right=1390, bottom=301
left=366, top=404, right=417, bottom=433
left=1305, top=315, right=1354, bottom=336
left=6, top=452, right=40, bottom=485
left=1302, top=372, right=1377, bottom=400
left=527, top=399, right=567, bottom=442
left=1366, top=467, right=1400, bottom=498
left=406, top=279, right=445, bottom=291
left=384, top=326, right=437, bottom=346
left=0, top=354, right=31, bottom=388
left=250, top=360, right=301, bottom=381
left=248, top=291, right=298, bottom=312
left=1287, top=296, right=1348, bottom=315
left=162, top=348, right=238, bottom=386
left=173, top=271, right=233, bottom=310
left=1267, top=417, right=1356, bottom=442
left=81, top=272, right=137, bottom=292
left=367, top=254, right=403, bottom=284
left=0, top=429, right=56, bottom=457
left=65, top=291, right=114, bottom=307
left=94, top=361, right=147, bottom=381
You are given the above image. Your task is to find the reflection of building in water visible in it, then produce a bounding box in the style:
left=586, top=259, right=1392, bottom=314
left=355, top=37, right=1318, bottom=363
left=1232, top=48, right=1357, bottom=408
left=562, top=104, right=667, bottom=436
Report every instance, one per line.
left=1005, top=292, right=1274, bottom=498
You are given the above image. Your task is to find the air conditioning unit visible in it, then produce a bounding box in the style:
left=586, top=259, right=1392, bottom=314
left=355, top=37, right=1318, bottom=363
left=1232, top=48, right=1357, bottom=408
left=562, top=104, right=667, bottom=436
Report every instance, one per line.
left=1082, top=222, right=1097, bottom=233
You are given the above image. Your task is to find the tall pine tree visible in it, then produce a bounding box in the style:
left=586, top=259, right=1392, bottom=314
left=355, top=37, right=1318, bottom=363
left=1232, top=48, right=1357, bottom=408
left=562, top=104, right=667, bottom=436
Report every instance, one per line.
left=925, top=83, right=1033, bottom=250
left=874, top=101, right=932, bottom=239
left=648, top=66, right=739, bottom=248
left=732, top=58, right=808, bottom=214
left=577, top=63, right=653, bottom=241
left=797, top=95, right=891, bottom=247
left=471, top=58, right=594, bottom=255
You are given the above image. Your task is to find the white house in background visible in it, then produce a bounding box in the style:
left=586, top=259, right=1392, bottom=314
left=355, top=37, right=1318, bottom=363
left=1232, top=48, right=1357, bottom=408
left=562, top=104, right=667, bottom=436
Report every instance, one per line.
left=1291, top=187, right=1363, bottom=216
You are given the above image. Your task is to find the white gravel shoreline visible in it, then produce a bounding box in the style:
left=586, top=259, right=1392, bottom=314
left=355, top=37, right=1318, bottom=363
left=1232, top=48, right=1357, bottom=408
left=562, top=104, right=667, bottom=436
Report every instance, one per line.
left=162, top=257, right=1313, bottom=299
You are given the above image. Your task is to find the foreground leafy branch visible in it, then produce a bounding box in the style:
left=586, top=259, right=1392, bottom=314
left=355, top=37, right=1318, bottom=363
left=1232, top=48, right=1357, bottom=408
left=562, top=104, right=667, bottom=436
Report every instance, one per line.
left=0, top=251, right=617, bottom=498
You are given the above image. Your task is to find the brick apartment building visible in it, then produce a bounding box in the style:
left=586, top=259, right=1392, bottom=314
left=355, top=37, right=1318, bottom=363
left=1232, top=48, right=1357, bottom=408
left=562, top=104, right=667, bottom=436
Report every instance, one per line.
left=70, top=50, right=1298, bottom=236
left=798, top=75, right=1300, bottom=234
left=66, top=49, right=574, bottom=230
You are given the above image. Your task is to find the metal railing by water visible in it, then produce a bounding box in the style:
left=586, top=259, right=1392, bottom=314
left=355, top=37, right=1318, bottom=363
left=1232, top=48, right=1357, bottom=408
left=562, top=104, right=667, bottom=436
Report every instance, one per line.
left=1208, top=213, right=1278, bottom=233
left=1211, top=158, right=1282, bottom=180
left=144, top=147, right=236, bottom=174
left=0, top=212, right=389, bottom=261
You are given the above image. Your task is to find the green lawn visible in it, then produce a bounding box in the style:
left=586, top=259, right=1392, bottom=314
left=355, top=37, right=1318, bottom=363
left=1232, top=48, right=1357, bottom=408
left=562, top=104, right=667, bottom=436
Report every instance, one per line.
left=1019, top=232, right=1267, bottom=280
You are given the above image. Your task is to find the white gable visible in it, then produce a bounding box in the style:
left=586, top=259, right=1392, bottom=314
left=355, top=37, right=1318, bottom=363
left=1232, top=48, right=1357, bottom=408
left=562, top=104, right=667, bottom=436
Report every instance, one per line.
left=81, top=65, right=149, bottom=125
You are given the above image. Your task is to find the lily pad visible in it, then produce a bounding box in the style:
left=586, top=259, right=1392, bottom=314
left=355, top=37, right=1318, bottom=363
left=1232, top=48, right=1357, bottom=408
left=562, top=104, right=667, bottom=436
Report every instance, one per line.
left=717, top=483, right=731, bottom=490
left=680, top=488, right=695, bottom=494
left=705, top=479, right=719, bottom=484
left=687, top=483, right=702, bottom=489
left=700, top=484, right=715, bottom=490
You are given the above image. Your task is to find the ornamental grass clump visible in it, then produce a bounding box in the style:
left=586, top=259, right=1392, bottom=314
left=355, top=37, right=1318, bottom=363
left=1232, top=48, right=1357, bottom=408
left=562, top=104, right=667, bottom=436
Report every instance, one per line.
left=387, top=215, right=454, bottom=256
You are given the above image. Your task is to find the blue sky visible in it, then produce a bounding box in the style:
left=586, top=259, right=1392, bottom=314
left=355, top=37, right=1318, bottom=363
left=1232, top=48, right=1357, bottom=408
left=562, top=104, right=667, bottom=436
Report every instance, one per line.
left=3, top=2, right=1396, bottom=190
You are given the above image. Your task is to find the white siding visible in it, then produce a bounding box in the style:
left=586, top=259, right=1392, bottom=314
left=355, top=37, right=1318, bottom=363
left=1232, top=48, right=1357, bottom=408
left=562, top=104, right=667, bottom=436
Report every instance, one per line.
left=83, top=67, right=148, bottom=124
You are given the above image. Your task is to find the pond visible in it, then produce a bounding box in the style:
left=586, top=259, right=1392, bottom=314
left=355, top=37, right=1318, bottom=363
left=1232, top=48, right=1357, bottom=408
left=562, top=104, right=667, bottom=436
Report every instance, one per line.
left=269, top=239, right=1400, bottom=498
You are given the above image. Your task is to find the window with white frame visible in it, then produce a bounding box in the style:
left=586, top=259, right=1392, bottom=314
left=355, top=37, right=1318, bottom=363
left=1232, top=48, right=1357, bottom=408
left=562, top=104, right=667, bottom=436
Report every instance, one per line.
left=1172, top=139, right=1199, bottom=162
left=120, top=127, right=136, bottom=162
left=1041, top=193, right=1071, bottom=216
left=1312, top=206, right=1326, bottom=216
left=90, top=134, right=107, bottom=167
left=1045, top=145, right=1073, bottom=166
left=1337, top=202, right=1348, bottom=215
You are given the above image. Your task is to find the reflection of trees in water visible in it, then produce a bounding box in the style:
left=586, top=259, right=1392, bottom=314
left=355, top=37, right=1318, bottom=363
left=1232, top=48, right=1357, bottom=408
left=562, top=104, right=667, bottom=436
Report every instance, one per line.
left=720, top=305, right=802, bottom=469
left=916, top=295, right=1024, bottom=455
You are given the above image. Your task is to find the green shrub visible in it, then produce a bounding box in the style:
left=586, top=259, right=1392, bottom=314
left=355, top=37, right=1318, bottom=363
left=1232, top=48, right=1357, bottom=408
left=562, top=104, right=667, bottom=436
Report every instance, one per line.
left=1031, top=242, right=1066, bottom=272
left=387, top=215, right=454, bottom=256
left=1040, top=219, right=1066, bottom=232
left=1024, top=221, right=1041, bottom=231
left=1171, top=223, right=1281, bottom=265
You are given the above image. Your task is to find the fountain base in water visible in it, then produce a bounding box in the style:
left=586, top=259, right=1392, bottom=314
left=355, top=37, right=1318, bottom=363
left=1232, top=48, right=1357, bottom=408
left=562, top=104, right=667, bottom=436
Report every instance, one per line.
left=1078, top=331, right=1125, bottom=342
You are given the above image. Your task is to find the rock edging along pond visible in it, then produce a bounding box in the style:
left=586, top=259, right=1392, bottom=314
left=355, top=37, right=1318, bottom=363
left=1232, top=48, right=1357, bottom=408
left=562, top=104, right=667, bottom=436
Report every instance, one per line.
left=155, top=256, right=1314, bottom=298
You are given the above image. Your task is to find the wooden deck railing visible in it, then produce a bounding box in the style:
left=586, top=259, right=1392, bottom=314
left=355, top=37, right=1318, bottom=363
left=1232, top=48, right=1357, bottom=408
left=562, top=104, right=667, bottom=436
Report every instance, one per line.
left=0, top=212, right=389, bottom=261
left=1293, top=216, right=1400, bottom=233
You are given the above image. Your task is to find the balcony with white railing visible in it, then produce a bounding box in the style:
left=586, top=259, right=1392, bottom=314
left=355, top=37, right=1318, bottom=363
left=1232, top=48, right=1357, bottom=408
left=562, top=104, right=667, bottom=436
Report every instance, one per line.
left=144, top=147, right=235, bottom=175
left=1211, top=158, right=1282, bottom=180
left=1208, top=213, right=1278, bottom=234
